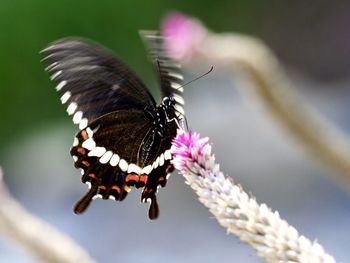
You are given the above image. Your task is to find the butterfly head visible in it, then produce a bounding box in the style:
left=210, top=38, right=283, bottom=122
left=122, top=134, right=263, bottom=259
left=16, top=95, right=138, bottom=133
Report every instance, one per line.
left=161, top=96, right=177, bottom=119
left=162, top=96, right=175, bottom=107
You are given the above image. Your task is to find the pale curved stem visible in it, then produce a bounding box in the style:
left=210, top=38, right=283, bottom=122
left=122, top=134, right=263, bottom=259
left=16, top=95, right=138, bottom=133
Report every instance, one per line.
left=0, top=168, right=96, bottom=263
left=183, top=28, right=350, bottom=186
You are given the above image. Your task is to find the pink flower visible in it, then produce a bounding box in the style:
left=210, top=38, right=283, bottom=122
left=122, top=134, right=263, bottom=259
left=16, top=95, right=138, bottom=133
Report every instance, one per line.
left=161, top=12, right=205, bottom=60
left=171, top=129, right=210, bottom=172
left=170, top=129, right=335, bottom=263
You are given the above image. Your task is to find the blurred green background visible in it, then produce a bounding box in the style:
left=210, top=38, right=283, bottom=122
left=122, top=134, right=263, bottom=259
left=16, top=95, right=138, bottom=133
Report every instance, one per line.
left=1, top=1, right=350, bottom=262
left=2, top=0, right=350, bottom=151
left=0, top=0, right=265, bottom=150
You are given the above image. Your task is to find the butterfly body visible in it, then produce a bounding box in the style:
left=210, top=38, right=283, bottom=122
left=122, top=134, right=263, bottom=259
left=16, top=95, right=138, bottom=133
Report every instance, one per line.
left=42, top=32, right=184, bottom=219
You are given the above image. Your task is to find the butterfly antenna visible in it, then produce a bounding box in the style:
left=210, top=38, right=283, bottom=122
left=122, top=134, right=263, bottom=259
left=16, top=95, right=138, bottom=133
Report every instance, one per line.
left=182, top=115, right=189, bottom=131
left=176, top=66, right=214, bottom=91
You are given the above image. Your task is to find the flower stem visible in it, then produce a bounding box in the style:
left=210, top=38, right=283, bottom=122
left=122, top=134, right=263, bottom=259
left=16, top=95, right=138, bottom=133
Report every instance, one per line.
left=162, top=13, right=350, bottom=187
left=0, top=168, right=96, bottom=263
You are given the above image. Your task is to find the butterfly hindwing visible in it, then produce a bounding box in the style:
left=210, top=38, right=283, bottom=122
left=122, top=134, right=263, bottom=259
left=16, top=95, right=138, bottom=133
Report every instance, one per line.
left=70, top=109, right=176, bottom=218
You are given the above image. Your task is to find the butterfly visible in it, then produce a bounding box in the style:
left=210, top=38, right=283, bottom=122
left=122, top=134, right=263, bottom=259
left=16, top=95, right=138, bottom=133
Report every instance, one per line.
left=41, top=31, right=185, bottom=219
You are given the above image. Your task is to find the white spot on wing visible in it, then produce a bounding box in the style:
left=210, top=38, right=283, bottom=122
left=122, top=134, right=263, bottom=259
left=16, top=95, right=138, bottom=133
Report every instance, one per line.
left=86, top=127, right=94, bottom=138
left=127, top=163, right=141, bottom=174
left=56, top=80, right=67, bottom=91
left=159, top=153, right=165, bottom=166
left=60, top=91, right=71, bottom=104
left=162, top=62, right=181, bottom=69
left=85, top=181, right=92, bottom=189
left=141, top=165, right=152, bottom=175
left=73, top=111, right=83, bottom=124
left=153, top=156, right=159, bottom=169
left=41, top=45, right=56, bottom=53
left=110, top=154, right=120, bottom=167
left=144, top=34, right=162, bottom=39
left=79, top=168, right=85, bottom=175
left=153, top=157, right=160, bottom=169
left=88, top=147, right=106, bottom=157
left=109, top=195, right=116, bottom=200
left=66, top=102, right=78, bottom=115
left=93, top=194, right=103, bottom=200
left=100, top=151, right=113, bottom=164
left=119, top=159, right=128, bottom=172
left=51, top=70, right=62, bottom=80
left=45, top=62, right=58, bottom=71
left=168, top=72, right=184, bottom=80
left=111, top=84, right=120, bottom=90
left=72, top=155, right=78, bottom=162
left=164, top=150, right=172, bottom=160
left=73, top=137, right=79, bottom=146
left=174, top=105, right=185, bottom=115
left=79, top=118, right=88, bottom=130
left=82, top=138, right=96, bottom=150
left=170, top=82, right=182, bottom=90
left=68, top=65, right=99, bottom=72
left=173, top=94, right=185, bottom=105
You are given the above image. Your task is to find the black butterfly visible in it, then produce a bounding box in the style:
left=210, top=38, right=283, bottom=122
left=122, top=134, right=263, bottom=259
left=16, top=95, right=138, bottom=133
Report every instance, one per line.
left=41, top=31, right=185, bottom=219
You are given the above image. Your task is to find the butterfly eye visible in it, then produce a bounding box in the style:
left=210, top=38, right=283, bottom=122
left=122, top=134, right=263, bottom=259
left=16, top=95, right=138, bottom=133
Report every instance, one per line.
left=162, top=96, right=175, bottom=107
left=162, top=97, right=169, bottom=105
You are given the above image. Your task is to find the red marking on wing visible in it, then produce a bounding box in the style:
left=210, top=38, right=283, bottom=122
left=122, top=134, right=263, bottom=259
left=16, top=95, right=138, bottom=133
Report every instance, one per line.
left=157, top=177, right=165, bottom=182
left=125, top=174, right=139, bottom=184
left=139, top=175, right=148, bottom=184
left=87, top=173, right=96, bottom=179
left=77, top=147, right=86, bottom=155
left=111, top=185, right=121, bottom=193
left=123, top=185, right=131, bottom=192
left=81, top=130, right=88, bottom=140
left=165, top=163, right=174, bottom=173
left=82, top=160, right=90, bottom=167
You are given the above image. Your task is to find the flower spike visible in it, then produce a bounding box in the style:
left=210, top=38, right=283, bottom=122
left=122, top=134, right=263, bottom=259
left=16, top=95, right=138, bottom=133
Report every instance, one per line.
left=171, top=129, right=335, bottom=263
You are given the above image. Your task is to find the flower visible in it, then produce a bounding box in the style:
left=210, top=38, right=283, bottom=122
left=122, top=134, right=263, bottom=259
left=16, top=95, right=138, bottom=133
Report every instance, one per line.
left=171, top=129, right=335, bottom=263
left=161, top=12, right=205, bottom=61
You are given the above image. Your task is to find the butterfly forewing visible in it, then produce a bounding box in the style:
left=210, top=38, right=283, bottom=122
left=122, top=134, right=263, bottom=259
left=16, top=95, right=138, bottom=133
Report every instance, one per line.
left=140, top=31, right=185, bottom=117
left=42, top=38, right=156, bottom=129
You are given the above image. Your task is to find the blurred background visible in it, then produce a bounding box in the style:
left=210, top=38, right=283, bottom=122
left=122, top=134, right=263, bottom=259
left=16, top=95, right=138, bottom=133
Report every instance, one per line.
left=1, top=0, right=350, bottom=262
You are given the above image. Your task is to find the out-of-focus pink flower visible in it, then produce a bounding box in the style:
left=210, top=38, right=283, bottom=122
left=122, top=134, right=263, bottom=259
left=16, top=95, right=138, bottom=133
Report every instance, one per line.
left=161, top=12, right=205, bottom=60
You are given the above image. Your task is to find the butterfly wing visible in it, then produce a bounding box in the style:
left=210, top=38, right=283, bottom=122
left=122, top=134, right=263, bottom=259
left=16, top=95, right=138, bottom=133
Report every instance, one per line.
left=140, top=31, right=185, bottom=117
left=42, top=36, right=180, bottom=219
left=41, top=38, right=156, bottom=129
left=71, top=109, right=176, bottom=219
